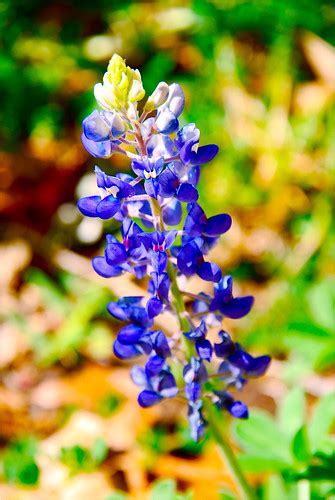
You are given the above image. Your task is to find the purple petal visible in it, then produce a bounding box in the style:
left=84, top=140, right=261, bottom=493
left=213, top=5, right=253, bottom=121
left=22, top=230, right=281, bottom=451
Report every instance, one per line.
left=145, top=355, right=165, bottom=377
left=219, top=296, right=254, bottom=319
left=204, top=214, right=232, bottom=237
left=92, top=256, right=123, bottom=278
left=113, top=339, right=141, bottom=359
left=248, top=355, right=271, bottom=377
left=176, top=183, right=199, bottom=202
left=147, top=297, right=163, bottom=319
left=158, top=372, right=178, bottom=398
left=192, top=144, right=219, bottom=164
left=138, top=390, right=162, bottom=407
left=185, top=382, right=201, bottom=402
left=197, top=262, right=222, bottom=282
left=117, top=324, right=145, bottom=344
left=227, top=401, right=249, bottom=419
left=96, top=195, right=121, bottom=219
left=163, top=199, right=182, bottom=226
left=77, top=196, right=100, bottom=217
left=196, top=338, right=213, bottom=361
left=105, top=242, right=128, bottom=265
left=151, top=330, right=171, bottom=358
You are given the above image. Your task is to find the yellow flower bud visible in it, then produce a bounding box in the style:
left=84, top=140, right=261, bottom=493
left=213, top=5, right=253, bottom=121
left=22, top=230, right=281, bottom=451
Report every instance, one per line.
left=94, top=54, right=145, bottom=113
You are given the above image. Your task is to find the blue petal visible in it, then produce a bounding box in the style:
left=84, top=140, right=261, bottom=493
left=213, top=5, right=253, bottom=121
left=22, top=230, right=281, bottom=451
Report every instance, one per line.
left=196, top=338, right=213, bottom=361
left=192, top=144, right=219, bottom=164
left=81, top=133, right=113, bottom=158
left=151, top=330, right=171, bottom=358
left=185, top=382, right=201, bottom=402
left=96, top=195, right=121, bottom=219
left=158, top=372, right=178, bottom=398
left=92, top=256, right=123, bottom=278
left=176, top=183, right=199, bottom=202
left=219, top=296, right=254, bottom=319
left=77, top=196, right=100, bottom=217
left=83, top=110, right=110, bottom=141
left=162, top=199, right=182, bottom=226
left=105, top=241, right=128, bottom=265
left=117, top=324, right=145, bottom=344
left=147, top=297, right=163, bottom=319
left=248, top=355, right=271, bottom=377
left=227, top=401, right=249, bottom=419
left=138, top=390, right=162, bottom=407
left=156, top=107, right=179, bottom=134
left=204, top=214, right=232, bottom=237
left=197, top=262, right=222, bottom=282
left=145, top=355, right=165, bottom=377
left=113, top=339, right=141, bottom=359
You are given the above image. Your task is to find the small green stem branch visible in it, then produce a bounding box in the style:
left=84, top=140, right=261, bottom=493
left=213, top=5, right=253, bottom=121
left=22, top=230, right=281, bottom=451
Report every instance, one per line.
left=204, top=400, right=255, bottom=500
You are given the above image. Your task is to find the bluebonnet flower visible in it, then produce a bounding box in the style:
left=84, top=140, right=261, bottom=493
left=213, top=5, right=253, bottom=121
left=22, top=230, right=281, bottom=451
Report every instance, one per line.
left=77, top=55, right=270, bottom=441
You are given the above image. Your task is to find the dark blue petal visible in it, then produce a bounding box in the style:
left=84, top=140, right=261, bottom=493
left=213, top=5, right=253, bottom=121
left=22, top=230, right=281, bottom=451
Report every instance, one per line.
left=77, top=196, right=100, bottom=217
left=248, top=355, right=271, bottom=377
left=158, top=168, right=178, bottom=198
left=113, top=339, right=141, bottom=359
left=195, top=338, right=213, bottom=361
left=138, top=390, right=162, bottom=407
left=147, top=297, right=163, bottom=319
left=177, top=242, right=203, bottom=276
left=188, top=166, right=200, bottom=186
left=105, top=242, right=127, bottom=265
left=96, top=195, right=121, bottom=219
left=92, top=256, right=123, bottom=278
left=197, top=262, right=222, bottom=283
left=145, top=355, right=165, bottom=378
left=192, top=144, right=219, bottom=165
left=214, top=331, right=235, bottom=358
left=176, top=183, right=199, bottom=202
left=185, top=382, right=201, bottom=402
left=228, top=349, right=253, bottom=370
left=162, top=199, right=182, bottom=226
left=219, top=296, right=254, bottom=319
left=158, top=372, right=178, bottom=398
left=151, top=330, right=171, bottom=358
left=204, top=214, right=232, bottom=237
left=183, top=203, right=207, bottom=236
left=227, top=401, right=249, bottom=419
left=117, top=324, right=145, bottom=344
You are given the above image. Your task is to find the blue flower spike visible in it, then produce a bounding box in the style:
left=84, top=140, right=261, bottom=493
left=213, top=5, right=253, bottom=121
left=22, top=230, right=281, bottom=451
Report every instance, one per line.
left=77, top=54, right=270, bottom=442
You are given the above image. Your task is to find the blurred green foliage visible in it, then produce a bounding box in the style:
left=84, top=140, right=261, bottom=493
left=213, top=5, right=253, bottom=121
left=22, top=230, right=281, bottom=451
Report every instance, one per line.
left=1, top=0, right=335, bottom=498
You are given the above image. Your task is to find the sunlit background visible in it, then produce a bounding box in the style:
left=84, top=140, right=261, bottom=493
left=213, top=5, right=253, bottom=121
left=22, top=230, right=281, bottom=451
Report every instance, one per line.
left=0, top=1, right=335, bottom=499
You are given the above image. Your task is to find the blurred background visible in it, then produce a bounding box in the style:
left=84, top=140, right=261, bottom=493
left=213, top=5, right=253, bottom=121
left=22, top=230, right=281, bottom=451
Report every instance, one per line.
left=0, top=1, right=334, bottom=499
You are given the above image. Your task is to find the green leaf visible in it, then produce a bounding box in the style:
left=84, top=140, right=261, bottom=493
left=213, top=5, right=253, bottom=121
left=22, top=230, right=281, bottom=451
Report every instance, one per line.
left=307, top=280, right=335, bottom=331
left=105, top=493, right=128, bottom=500
left=309, top=393, right=335, bottom=451
left=151, top=479, right=177, bottom=500
left=292, top=426, right=310, bottom=463
left=263, top=475, right=287, bottom=500
left=2, top=437, right=40, bottom=486
left=279, top=387, right=305, bottom=438
left=233, top=410, right=291, bottom=463
left=238, top=454, right=289, bottom=473
left=91, top=437, right=108, bottom=465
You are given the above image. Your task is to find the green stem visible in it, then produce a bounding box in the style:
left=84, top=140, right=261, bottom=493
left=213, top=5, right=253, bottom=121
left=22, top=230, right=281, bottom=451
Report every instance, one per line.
left=204, top=400, right=255, bottom=500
